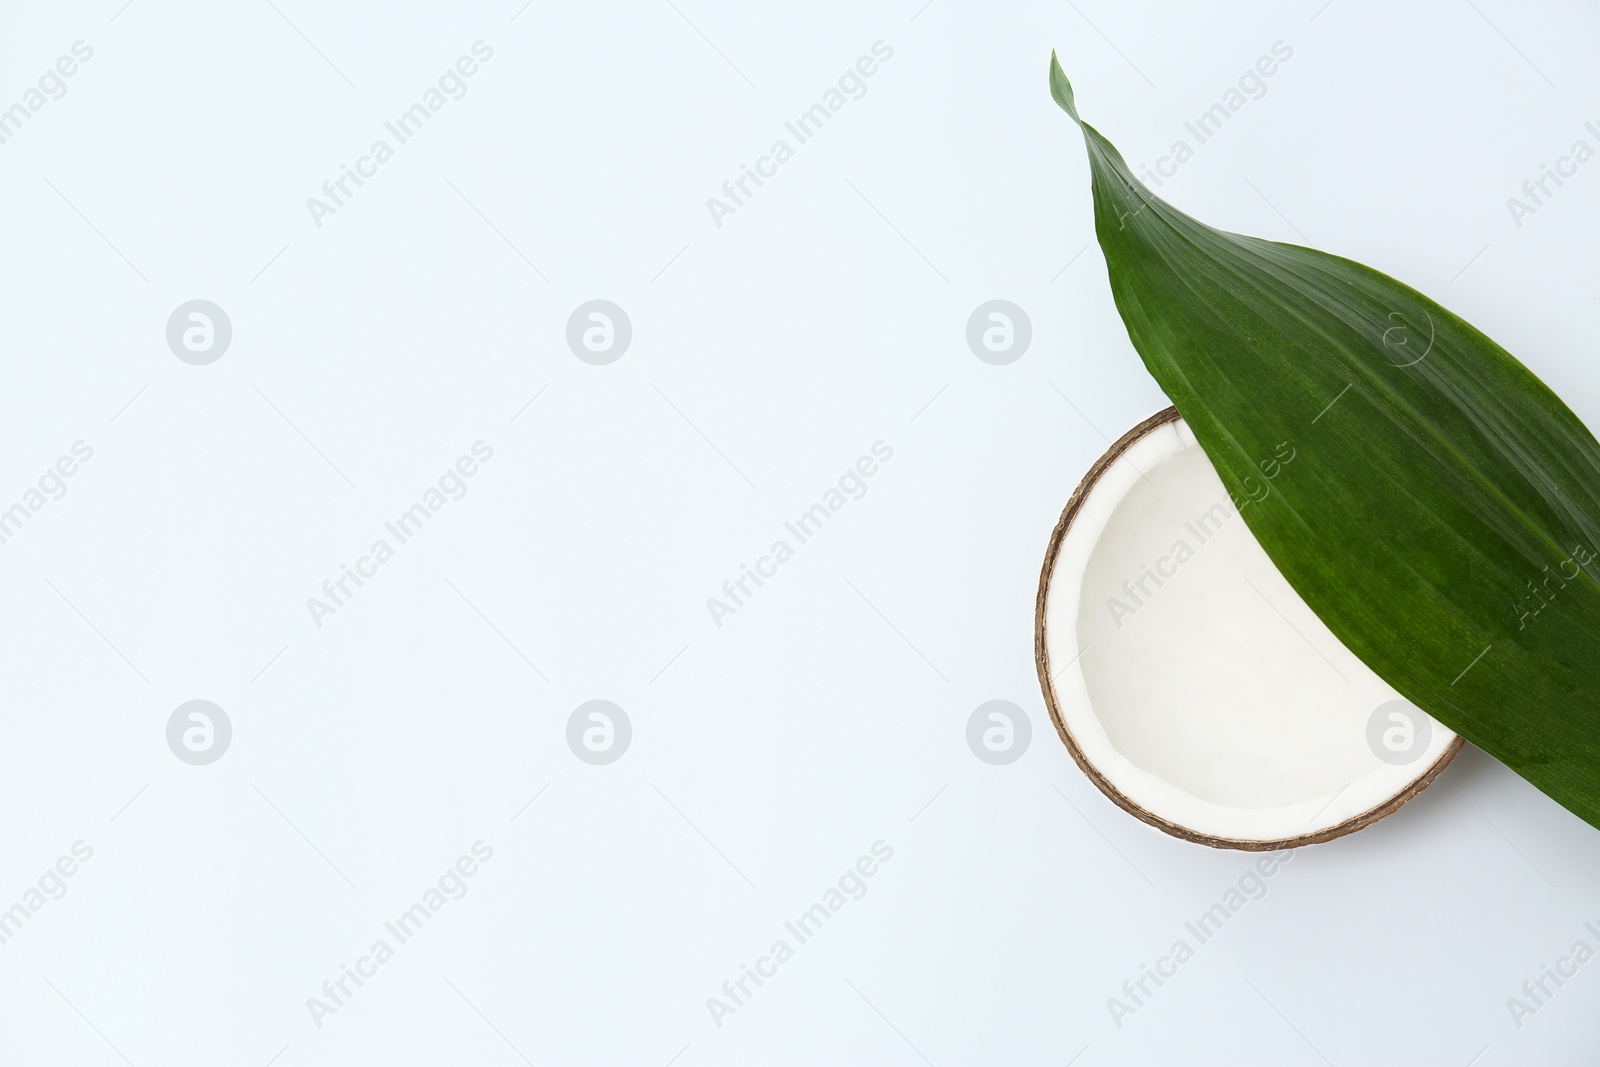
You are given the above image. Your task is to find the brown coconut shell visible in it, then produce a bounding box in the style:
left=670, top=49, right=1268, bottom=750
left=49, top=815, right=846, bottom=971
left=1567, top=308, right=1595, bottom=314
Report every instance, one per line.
left=1034, top=405, right=1464, bottom=850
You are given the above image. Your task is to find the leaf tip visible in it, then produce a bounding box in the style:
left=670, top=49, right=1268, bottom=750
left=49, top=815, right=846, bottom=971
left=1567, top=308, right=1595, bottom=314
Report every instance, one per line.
left=1049, top=52, right=1081, bottom=123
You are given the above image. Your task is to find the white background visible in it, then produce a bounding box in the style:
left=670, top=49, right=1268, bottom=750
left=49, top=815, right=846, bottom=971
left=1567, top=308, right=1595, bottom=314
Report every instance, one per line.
left=1, top=0, right=1598, bottom=1064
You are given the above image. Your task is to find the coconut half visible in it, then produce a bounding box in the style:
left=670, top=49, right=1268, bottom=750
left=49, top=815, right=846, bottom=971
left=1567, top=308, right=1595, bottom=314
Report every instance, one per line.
left=1036, top=407, right=1462, bottom=849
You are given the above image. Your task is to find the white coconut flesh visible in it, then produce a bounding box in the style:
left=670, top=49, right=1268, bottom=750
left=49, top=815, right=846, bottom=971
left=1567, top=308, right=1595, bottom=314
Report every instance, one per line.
left=1039, top=413, right=1460, bottom=847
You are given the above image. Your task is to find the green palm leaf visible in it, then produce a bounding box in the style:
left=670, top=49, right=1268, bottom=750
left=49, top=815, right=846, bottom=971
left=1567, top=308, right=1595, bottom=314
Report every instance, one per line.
left=1050, top=53, right=1600, bottom=831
